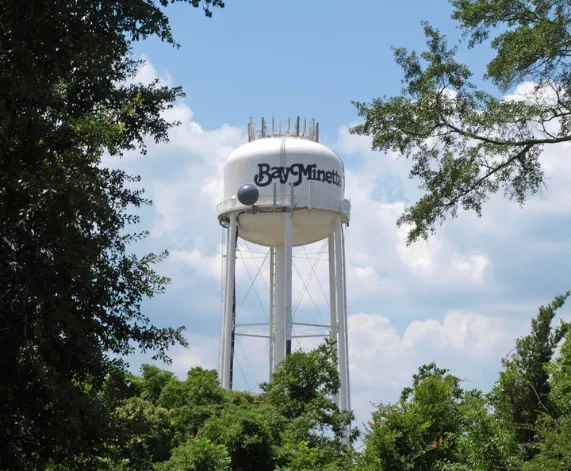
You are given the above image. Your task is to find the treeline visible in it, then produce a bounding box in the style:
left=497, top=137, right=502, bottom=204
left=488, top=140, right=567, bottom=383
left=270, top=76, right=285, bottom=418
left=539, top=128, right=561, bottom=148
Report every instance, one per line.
left=359, top=292, right=571, bottom=471
left=44, top=292, right=571, bottom=470
left=46, top=341, right=355, bottom=471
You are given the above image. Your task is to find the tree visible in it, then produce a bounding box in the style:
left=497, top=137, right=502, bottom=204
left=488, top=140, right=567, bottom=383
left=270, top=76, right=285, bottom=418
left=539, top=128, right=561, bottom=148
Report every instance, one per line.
left=524, top=328, right=571, bottom=470
left=158, top=367, right=225, bottom=440
left=0, top=1, right=223, bottom=469
left=276, top=440, right=354, bottom=471
left=490, top=291, right=570, bottom=457
left=350, top=0, right=571, bottom=244
left=360, top=364, right=524, bottom=471
left=198, top=404, right=277, bottom=471
left=261, top=339, right=355, bottom=445
left=64, top=343, right=357, bottom=471
left=436, top=391, right=523, bottom=471
left=359, top=363, right=466, bottom=470
left=136, top=364, right=176, bottom=405
left=108, top=397, right=175, bottom=470
left=156, top=438, right=231, bottom=471
left=357, top=294, right=571, bottom=470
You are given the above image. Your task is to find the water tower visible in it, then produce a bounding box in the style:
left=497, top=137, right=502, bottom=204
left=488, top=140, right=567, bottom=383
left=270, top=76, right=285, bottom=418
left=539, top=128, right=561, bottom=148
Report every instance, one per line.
left=217, top=117, right=351, bottom=414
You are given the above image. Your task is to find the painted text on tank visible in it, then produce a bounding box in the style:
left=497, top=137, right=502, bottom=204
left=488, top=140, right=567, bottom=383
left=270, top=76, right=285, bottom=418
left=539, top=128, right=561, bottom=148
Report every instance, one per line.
left=254, top=163, right=342, bottom=188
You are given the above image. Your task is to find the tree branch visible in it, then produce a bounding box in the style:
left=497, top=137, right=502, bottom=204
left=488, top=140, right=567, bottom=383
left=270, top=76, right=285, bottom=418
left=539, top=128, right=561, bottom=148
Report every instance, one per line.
left=441, top=144, right=534, bottom=210
left=439, top=115, right=571, bottom=146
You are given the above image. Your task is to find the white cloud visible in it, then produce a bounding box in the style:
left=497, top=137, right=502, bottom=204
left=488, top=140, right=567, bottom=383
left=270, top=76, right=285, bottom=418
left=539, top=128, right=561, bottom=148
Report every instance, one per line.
left=170, top=335, right=219, bottom=375
left=170, top=246, right=222, bottom=280
left=348, top=311, right=509, bottom=390
left=125, top=54, right=174, bottom=88
left=503, top=80, right=563, bottom=107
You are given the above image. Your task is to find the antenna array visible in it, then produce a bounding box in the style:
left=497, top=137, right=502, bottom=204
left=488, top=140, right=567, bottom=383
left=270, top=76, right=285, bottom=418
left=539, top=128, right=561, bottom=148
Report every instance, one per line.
left=248, top=116, right=319, bottom=143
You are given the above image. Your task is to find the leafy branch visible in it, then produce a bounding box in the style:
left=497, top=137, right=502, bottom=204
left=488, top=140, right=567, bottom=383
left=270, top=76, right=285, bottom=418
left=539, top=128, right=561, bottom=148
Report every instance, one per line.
left=350, top=2, right=571, bottom=244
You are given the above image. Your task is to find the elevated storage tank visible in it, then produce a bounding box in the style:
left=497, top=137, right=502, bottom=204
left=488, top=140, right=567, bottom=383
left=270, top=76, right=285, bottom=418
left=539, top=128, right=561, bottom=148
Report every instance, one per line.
left=217, top=117, right=350, bottom=246
left=216, top=117, right=351, bottom=441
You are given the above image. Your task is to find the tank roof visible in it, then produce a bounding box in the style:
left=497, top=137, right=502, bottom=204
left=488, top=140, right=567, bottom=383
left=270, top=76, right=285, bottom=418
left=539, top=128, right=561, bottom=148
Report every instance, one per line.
left=225, top=133, right=342, bottom=166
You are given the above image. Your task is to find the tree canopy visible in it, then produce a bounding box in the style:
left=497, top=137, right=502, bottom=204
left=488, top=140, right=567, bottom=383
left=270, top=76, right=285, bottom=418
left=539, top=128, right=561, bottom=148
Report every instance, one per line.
left=357, top=292, right=570, bottom=471
left=33, top=293, right=571, bottom=470
left=42, top=339, right=356, bottom=471
left=0, top=1, right=223, bottom=468
left=350, top=0, right=571, bottom=244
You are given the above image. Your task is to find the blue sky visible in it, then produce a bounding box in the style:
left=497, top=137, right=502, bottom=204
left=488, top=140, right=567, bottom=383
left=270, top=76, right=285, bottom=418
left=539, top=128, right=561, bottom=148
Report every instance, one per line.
left=133, top=0, right=497, bottom=135
left=107, top=0, right=571, bottom=427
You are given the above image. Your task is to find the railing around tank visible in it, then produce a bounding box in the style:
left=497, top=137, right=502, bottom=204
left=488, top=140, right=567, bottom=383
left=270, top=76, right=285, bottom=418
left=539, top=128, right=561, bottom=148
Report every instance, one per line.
left=216, top=194, right=349, bottom=218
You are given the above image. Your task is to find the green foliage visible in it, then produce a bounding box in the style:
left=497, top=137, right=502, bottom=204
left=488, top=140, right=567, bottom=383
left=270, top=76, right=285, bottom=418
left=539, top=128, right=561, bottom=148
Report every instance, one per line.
left=158, top=367, right=225, bottom=440
left=490, top=291, right=570, bottom=455
left=156, top=438, right=231, bottom=471
left=109, top=397, right=175, bottom=470
left=546, top=327, right=571, bottom=416
left=450, top=0, right=571, bottom=89
left=524, top=329, right=571, bottom=470
left=360, top=370, right=524, bottom=471
left=41, top=341, right=354, bottom=469
left=35, top=297, right=571, bottom=471
left=198, top=404, right=276, bottom=471
left=359, top=293, right=570, bottom=470
left=523, top=414, right=571, bottom=471
left=360, top=363, right=465, bottom=470
left=261, top=340, right=357, bottom=471
left=0, top=0, right=224, bottom=468
left=261, top=339, right=355, bottom=444
left=137, top=365, right=176, bottom=404
left=437, top=391, right=523, bottom=471
left=351, top=0, right=571, bottom=244
left=275, top=441, right=323, bottom=471
left=262, top=340, right=341, bottom=418
left=92, top=341, right=355, bottom=471
left=276, top=440, right=354, bottom=471
left=102, top=369, right=144, bottom=410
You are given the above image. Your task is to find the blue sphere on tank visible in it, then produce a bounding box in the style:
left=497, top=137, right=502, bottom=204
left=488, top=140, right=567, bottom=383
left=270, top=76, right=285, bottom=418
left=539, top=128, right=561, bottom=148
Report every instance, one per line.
left=237, top=184, right=259, bottom=206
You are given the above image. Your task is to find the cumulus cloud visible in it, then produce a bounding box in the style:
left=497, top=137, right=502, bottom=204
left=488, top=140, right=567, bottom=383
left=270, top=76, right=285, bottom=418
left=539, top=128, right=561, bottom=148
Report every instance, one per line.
left=124, top=54, right=174, bottom=88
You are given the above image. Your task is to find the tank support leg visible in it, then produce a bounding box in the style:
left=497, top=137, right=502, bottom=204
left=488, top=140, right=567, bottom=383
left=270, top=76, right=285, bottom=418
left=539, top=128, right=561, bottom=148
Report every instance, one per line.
left=328, top=233, right=339, bottom=408
left=274, top=246, right=285, bottom=366
left=221, top=213, right=237, bottom=389
left=284, top=211, right=293, bottom=357
left=218, top=227, right=227, bottom=384
left=272, top=210, right=293, bottom=369
left=269, top=246, right=275, bottom=378
left=334, top=217, right=351, bottom=442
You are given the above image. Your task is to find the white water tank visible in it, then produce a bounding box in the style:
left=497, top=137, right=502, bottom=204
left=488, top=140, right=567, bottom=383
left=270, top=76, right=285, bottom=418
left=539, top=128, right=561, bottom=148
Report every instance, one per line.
left=217, top=117, right=350, bottom=247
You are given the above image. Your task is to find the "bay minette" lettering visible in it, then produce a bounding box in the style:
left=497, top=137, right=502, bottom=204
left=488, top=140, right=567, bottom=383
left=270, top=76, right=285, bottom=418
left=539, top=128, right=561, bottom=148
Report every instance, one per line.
left=254, top=163, right=342, bottom=188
